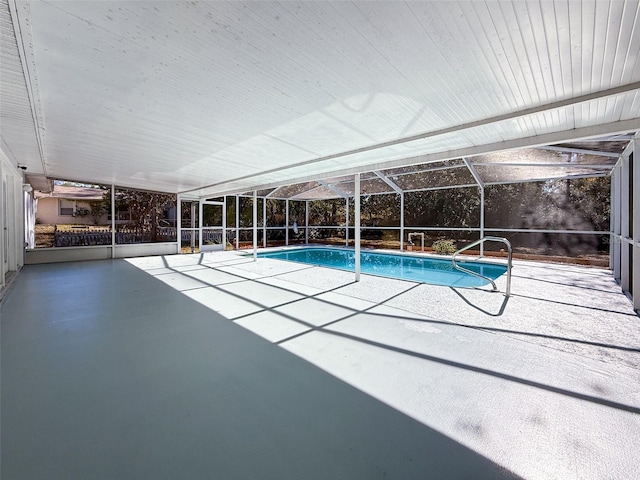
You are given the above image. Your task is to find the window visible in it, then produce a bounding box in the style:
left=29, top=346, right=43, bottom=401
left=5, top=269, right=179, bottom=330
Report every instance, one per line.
left=59, top=199, right=75, bottom=216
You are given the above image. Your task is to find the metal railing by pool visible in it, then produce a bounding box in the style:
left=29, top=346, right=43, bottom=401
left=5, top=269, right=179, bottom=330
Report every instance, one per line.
left=452, top=236, right=513, bottom=296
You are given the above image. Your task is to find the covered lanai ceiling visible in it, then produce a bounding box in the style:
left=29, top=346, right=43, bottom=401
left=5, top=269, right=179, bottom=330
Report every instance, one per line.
left=2, top=0, right=639, bottom=198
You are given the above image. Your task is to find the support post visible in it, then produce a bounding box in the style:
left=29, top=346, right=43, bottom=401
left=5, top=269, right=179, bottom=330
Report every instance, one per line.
left=198, top=199, right=203, bottom=253
left=400, top=192, right=404, bottom=251
left=355, top=174, right=361, bottom=282
left=177, top=194, right=182, bottom=254
left=479, top=186, right=485, bottom=257
left=373, top=170, right=404, bottom=251
left=263, top=197, right=267, bottom=248
left=620, top=155, right=630, bottom=293
left=611, top=164, right=621, bottom=278
left=235, top=195, right=240, bottom=250
left=345, top=197, right=349, bottom=246
left=285, top=199, right=289, bottom=246
left=223, top=196, right=227, bottom=250
left=111, top=185, right=116, bottom=258
left=632, top=134, right=640, bottom=312
left=305, top=200, right=309, bottom=244
left=463, top=158, right=485, bottom=256
left=253, top=191, right=258, bottom=261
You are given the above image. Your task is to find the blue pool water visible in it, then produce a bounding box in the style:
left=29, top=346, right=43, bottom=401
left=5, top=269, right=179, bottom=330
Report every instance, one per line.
left=257, top=247, right=507, bottom=288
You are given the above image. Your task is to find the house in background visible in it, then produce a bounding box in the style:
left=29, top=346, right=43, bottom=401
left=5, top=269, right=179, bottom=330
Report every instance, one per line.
left=35, top=185, right=108, bottom=225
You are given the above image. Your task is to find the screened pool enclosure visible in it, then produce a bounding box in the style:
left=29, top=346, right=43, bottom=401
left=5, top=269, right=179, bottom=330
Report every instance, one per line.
left=172, top=137, right=627, bottom=262
left=28, top=133, right=637, bottom=305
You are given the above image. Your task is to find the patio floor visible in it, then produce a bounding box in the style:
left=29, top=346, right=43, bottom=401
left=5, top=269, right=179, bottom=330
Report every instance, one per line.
left=2, top=251, right=639, bottom=479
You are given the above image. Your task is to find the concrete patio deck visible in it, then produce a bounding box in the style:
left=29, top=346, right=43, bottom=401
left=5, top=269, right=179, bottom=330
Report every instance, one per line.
left=2, top=251, right=639, bottom=479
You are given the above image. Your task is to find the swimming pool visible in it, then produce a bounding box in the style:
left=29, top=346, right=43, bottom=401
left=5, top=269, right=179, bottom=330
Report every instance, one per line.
left=257, top=247, right=507, bottom=288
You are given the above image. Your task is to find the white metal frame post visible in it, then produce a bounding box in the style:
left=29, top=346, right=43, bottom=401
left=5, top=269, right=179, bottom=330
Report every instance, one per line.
left=305, top=200, right=309, bottom=244
left=14, top=176, right=22, bottom=269
left=22, top=184, right=32, bottom=254
left=609, top=163, right=620, bottom=281
left=464, top=158, right=485, bottom=256
left=111, top=184, right=116, bottom=258
left=235, top=195, right=240, bottom=250
left=176, top=194, right=182, bottom=254
left=400, top=192, right=404, bottom=251
left=199, top=199, right=226, bottom=252
left=611, top=164, right=621, bottom=280
left=479, top=187, right=485, bottom=256
left=198, top=199, right=203, bottom=251
left=191, top=202, right=197, bottom=252
left=355, top=173, right=361, bottom=282
left=632, top=134, right=640, bottom=311
left=253, top=190, right=258, bottom=261
left=620, top=154, right=631, bottom=293
left=345, top=197, right=349, bottom=246
left=285, top=199, right=289, bottom=246
left=263, top=197, right=267, bottom=248
left=373, top=170, right=403, bottom=250
left=222, top=197, right=227, bottom=251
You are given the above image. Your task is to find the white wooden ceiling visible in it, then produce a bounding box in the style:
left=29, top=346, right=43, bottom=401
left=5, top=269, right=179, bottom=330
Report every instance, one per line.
left=2, top=0, right=639, bottom=197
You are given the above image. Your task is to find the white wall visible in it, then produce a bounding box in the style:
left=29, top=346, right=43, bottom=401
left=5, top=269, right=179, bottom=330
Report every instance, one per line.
left=611, top=132, right=640, bottom=313
left=0, top=146, right=26, bottom=293
left=25, top=242, right=179, bottom=264
left=25, top=246, right=112, bottom=264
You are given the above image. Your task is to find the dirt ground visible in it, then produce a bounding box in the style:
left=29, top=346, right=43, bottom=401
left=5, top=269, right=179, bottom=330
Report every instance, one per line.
left=35, top=224, right=110, bottom=248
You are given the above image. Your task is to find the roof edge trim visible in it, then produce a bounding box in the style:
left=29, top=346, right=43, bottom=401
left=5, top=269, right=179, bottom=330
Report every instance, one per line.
left=8, top=0, right=47, bottom=175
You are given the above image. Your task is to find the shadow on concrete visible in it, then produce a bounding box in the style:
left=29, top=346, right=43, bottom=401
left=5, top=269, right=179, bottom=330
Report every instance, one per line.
left=150, top=256, right=640, bottom=414
left=449, top=287, right=510, bottom=316
left=510, top=291, right=639, bottom=317
left=448, top=289, right=639, bottom=352
left=2, top=260, right=522, bottom=480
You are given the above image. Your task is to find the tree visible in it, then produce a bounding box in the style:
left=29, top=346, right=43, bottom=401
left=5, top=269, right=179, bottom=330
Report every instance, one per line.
left=87, top=200, right=107, bottom=225
left=104, top=188, right=176, bottom=242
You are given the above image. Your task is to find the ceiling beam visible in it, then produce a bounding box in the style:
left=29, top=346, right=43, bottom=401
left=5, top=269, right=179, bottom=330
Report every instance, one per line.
left=318, top=180, right=349, bottom=199
left=471, top=163, right=615, bottom=169
left=180, top=82, right=640, bottom=197
left=591, top=134, right=635, bottom=141
left=536, top=145, right=621, bottom=158
left=187, top=118, right=640, bottom=198
left=373, top=171, right=402, bottom=194
left=463, top=158, right=484, bottom=188
left=483, top=172, right=611, bottom=186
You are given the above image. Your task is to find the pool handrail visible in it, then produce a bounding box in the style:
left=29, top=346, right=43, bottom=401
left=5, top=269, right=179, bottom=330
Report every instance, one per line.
left=452, top=236, right=512, bottom=296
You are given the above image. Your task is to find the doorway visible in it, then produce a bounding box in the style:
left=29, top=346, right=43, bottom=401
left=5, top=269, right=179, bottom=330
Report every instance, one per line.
left=199, top=200, right=225, bottom=252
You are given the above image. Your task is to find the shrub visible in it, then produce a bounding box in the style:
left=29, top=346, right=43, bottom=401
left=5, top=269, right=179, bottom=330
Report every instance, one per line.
left=432, top=239, right=456, bottom=255
left=73, top=207, right=90, bottom=217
